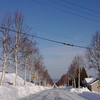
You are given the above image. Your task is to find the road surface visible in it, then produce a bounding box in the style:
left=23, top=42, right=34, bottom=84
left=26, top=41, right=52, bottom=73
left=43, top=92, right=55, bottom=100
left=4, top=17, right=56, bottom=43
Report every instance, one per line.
left=20, top=88, right=88, bottom=100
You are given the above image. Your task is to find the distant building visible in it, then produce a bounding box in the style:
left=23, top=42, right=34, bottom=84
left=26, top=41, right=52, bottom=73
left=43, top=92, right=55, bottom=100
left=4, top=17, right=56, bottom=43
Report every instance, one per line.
left=82, top=78, right=99, bottom=92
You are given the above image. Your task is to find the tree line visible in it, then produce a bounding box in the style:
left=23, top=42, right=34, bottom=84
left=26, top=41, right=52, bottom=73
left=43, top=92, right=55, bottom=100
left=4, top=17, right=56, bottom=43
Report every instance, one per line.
left=56, top=32, right=100, bottom=92
left=0, top=11, right=53, bottom=86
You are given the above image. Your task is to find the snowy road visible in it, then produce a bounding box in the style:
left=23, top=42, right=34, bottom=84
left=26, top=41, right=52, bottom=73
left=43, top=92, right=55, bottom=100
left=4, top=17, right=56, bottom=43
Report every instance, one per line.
left=20, top=88, right=88, bottom=100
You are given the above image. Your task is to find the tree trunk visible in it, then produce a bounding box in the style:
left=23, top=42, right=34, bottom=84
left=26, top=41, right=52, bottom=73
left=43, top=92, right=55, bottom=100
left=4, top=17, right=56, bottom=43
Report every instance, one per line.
left=24, top=57, right=28, bottom=86
left=78, top=66, right=80, bottom=88
left=74, top=78, right=76, bottom=88
left=15, top=31, right=19, bottom=86
left=30, top=65, right=32, bottom=84
left=0, top=58, right=7, bottom=86
left=15, top=52, right=18, bottom=86
left=38, top=76, right=40, bottom=86
left=98, top=49, right=100, bottom=92
left=24, top=64, right=26, bottom=86
left=67, top=78, right=69, bottom=86
left=98, top=72, right=100, bottom=92
left=0, top=36, right=7, bottom=86
left=72, top=79, right=74, bottom=87
left=34, top=72, right=37, bottom=85
left=36, top=71, right=38, bottom=85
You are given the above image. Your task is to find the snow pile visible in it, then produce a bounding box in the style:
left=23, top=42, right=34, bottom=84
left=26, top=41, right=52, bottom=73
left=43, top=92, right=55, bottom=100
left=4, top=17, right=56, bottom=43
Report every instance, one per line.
left=4, top=73, right=25, bottom=86
left=0, top=72, right=51, bottom=100
left=66, top=86, right=100, bottom=100
left=70, top=87, right=90, bottom=93
left=79, top=92, right=100, bottom=100
left=0, top=85, right=50, bottom=100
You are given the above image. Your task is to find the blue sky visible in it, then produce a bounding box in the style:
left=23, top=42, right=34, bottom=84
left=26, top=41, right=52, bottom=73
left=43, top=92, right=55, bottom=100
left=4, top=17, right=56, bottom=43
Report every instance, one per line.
left=0, top=0, right=100, bottom=79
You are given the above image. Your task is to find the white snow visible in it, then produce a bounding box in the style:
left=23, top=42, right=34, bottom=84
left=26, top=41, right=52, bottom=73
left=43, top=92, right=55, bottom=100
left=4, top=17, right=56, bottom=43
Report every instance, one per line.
left=0, top=72, right=51, bottom=100
left=66, top=86, right=100, bottom=100
left=84, top=78, right=94, bottom=83
left=69, top=87, right=90, bottom=93
left=0, top=72, right=100, bottom=100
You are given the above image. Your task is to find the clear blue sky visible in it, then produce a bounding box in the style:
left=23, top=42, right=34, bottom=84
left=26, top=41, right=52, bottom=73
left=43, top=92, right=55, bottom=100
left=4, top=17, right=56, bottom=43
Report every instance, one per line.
left=0, top=0, right=100, bottom=79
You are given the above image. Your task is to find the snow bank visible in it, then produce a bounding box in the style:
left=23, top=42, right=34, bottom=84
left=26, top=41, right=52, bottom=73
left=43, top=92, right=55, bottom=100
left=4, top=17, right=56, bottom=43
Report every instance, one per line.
left=66, top=86, right=100, bottom=100
left=0, top=85, right=50, bottom=100
left=0, top=73, right=51, bottom=100
left=70, top=87, right=90, bottom=93
left=79, top=92, right=100, bottom=100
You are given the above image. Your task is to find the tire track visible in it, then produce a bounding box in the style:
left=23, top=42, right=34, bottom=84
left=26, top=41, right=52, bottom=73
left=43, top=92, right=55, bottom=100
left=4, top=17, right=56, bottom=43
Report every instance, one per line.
left=42, top=93, right=50, bottom=100
left=55, top=89, right=75, bottom=100
left=20, top=89, right=49, bottom=100
left=65, top=93, right=76, bottom=100
left=54, top=89, right=61, bottom=100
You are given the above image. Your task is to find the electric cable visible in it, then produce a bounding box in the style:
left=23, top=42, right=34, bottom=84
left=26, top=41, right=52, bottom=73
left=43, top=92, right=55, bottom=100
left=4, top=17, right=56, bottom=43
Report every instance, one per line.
left=61, top=0, right=100, bottom=14
left=0, top=26, right=97, bottom=50
left=48, top=0, right=100, bottom=19
left=33, top=27, right=89, bottom=44
left=32, top=0, right=100, bottom=23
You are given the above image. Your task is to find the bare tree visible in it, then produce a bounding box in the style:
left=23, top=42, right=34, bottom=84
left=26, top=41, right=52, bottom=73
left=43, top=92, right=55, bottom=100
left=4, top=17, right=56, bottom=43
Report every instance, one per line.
left=0, top=11, right=30, bottom=86
left=73, top=55, right=84, bottom=88
left=0, top=12, right=15, bottom=85
left=85, top=31, right=100, bottom=92
left=67, top=63, right=78, bottom=88
left=26, top=43, right=37, bottom=85
left=39, top=66, right=46, bottom=85
left=67, top=55, right=84, bottom=88
left=0, top=11, right=52, bottom=87
left=33, top=49, right=44, bottom=85
left=12, top=11, right=31, bottom=86
left=19, top=38, right=33, bottom=85
left=56, top=74, right=67, bottom=87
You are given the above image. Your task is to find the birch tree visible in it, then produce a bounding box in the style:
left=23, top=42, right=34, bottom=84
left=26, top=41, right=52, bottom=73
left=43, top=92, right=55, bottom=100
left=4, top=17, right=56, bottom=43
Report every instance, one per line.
left=73, top=55, right=84, bottom=88
left=0, top=13, right=15, bottom=85
left=67, top=63, right=78, bottom=88
left=19, top=38, right=33, bottom=85
left=85, top=31, right=100, bottom=92
left=12, top=11, right=31, bottom=86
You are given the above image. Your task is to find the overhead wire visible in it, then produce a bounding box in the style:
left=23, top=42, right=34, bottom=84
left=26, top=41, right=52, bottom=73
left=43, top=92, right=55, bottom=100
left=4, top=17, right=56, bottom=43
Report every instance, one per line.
left=61, top=0, right=100, bottom=14
left=33, top=27, right=90, bottom=44
left=0, top=26, right=97, bottom=50
left=0, top=26, right=98, bottom=71
left=48, top=0, right=100, bottom=19
left=32, top=0, right=100, bottom=23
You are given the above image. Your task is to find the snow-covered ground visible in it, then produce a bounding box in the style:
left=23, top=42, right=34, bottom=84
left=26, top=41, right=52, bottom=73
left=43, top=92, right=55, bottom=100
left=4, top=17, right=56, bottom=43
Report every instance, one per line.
left=0, top=72, right=100, bottom=100
left=66, top=86, right=100, bottom=100
left=20, top=87, right=100, bottom=100
left=0, top=72, right=51, bottom=100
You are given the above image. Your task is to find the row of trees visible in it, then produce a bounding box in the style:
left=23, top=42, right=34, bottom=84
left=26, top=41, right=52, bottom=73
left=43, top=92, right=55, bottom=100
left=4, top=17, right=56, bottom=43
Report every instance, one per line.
left=0, top=11, right=53, bottom=86
left=56, top=56, right=88, bottom=87
left=56, top=32, right=100, bottom=92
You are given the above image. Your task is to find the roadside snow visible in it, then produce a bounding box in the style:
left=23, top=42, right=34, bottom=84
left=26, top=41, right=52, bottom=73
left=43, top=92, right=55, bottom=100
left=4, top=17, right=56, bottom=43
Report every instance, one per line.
left=70, top=87, right=90, bottom=93
left=0, top=73, right=51, bottom=100
left=66, top=86, right=100, bottom=100
left=1, top=72, right=100, bottom=100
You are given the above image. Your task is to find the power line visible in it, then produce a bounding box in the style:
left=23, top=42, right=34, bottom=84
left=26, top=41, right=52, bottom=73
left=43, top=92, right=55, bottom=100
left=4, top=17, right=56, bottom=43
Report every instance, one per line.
left=62, top=0, right=100, bottom=14
left=33, top=27, right=89, bottom=44
left=48, top=0, right=100, bottom=19
left=0, top=26, right=95, bottom=50
left=32, top=0, right=100, bottom=23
